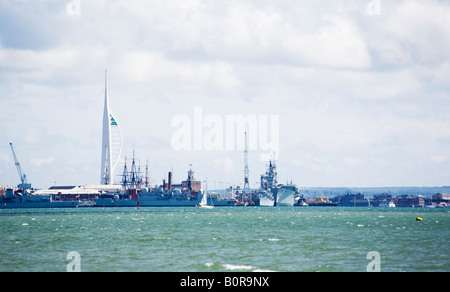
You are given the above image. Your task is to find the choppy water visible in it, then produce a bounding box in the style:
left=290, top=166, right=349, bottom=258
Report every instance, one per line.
left=0, top=207, right=448, bottom=272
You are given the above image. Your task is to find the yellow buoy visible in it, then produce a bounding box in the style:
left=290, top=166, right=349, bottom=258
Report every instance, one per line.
left=416, top=217, right=423, bottom=221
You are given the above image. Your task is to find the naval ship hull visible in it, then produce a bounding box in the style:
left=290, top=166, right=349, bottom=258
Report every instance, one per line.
left=258, top=185, right=297, bottom=207
left=274, top=185, right=296, bottom=206
left=0, top=201, right=79, bottom=209
left=95, top=197, right=234, bottom=207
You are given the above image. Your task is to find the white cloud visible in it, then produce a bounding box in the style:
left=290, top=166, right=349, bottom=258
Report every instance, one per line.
left=0, top=46, right=77, bottom=70
left=283, top=16, right=371, bottom=68
left=30, top=157, right=55, bottom=167
left=430, top=155, right=447, bottom=164
left=377, top=0, right=450, bottom=66
left=213, top=156, right=235, bottom=175
left=117, top=51, right=240, bottom=88
left=0, top=152, right=9, bottom=163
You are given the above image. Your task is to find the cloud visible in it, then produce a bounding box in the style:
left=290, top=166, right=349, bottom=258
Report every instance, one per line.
left=0, top=46, right=77, bottom=71
left=373, top=0, right=450, bottom=67
left=117, top=51, right=240, bottom=88
left=0, top=152, right=9, bottom=163
left=213, top=156, right=235, bottom=175
left=283, top=16, right=371, bottom=69
left=30, top=157, right=55, bottom=167
left=430, top=155, right=447, bottom=164
left=118, top=1, right=371, bottom=69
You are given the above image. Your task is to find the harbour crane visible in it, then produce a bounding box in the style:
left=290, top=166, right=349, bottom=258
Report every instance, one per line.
left=9, top=142, right=29, bottom=194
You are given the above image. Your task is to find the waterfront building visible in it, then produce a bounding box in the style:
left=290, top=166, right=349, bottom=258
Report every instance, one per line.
left=332, top=193, right=370, bottom=207
left=432, top=193, right=450, bottom=203
left=396, top=195, right=425, bottom=207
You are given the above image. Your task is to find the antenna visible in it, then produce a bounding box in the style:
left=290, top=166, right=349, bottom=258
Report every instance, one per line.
left=145, top=157, right=149, bottom=188
left=243, top=131, right=250, bottom=202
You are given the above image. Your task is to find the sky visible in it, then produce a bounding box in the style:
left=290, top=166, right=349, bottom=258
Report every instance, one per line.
left=1, top=0, right=450, bottom=189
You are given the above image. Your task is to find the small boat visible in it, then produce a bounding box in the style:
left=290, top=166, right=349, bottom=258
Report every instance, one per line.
left=308, top=195, right=337, bottom=206
left=380, top=200, right=396, bottom=208
left=197, top=190, right=214, bottom=209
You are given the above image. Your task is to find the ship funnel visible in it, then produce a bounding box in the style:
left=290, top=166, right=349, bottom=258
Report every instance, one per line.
left=168, top=172, right=173, bottom=190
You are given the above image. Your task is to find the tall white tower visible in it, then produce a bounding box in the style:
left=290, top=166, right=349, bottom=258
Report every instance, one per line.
left=100, top=70, right=122, bottom=185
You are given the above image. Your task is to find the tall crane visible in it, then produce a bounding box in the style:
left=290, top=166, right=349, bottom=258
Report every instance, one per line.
left=9, top=142, right=29, bottom=194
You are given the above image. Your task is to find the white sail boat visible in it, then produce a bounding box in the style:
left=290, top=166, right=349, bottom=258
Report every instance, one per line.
left=198, top=189, right=214, bottom=209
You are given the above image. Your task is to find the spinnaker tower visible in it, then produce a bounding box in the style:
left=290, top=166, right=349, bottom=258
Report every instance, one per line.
left=100, top=70, right=122, bottom=185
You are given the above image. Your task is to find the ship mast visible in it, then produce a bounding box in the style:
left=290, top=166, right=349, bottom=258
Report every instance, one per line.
left=121, top=156, right=129, bottom=190
left=120, top=149, right=144, bottom=190
left=129, top=148, right=139, bottom=189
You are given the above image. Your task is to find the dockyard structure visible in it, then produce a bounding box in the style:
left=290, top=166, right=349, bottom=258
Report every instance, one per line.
left=33, top=186, right=101, bottom=202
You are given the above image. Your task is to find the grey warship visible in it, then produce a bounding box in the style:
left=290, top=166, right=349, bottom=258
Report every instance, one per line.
left=256, top=160, right=297, bottom=206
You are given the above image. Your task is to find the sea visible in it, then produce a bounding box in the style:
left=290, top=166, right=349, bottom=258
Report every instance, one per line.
left=0, top=206, right=448, bottom=272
